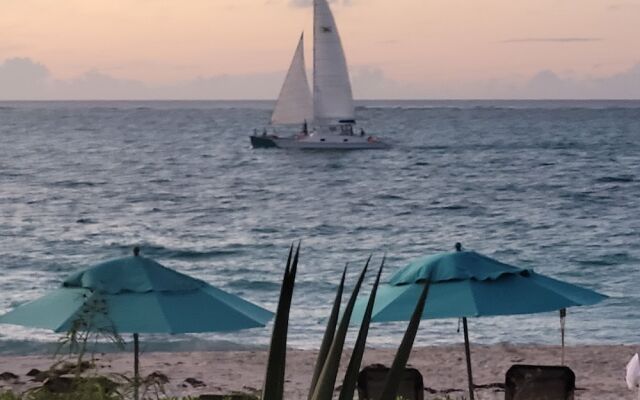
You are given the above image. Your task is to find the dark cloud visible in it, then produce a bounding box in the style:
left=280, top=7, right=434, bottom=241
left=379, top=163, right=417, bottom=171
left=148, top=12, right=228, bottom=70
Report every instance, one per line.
left=502, top=37, right=602, bottom=43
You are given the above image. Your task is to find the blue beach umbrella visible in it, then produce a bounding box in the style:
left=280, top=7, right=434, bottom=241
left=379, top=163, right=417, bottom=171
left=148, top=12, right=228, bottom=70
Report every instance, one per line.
left=351, top=244, right=607, bottom=400
left=0, top=248, right=274, bottom=399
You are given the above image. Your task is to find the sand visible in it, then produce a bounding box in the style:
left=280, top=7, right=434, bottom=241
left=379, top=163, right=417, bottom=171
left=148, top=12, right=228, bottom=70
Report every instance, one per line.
left=0, top=344, right=635, bottom=399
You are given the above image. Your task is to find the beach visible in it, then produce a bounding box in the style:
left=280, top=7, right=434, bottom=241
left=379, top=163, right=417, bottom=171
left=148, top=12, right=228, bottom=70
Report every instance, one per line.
left=0, top=344, right=634, bottom=399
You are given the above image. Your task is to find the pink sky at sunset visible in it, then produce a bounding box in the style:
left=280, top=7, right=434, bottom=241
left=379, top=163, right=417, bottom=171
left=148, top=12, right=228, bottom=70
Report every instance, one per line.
left=1, top=0, right=639, bottom=99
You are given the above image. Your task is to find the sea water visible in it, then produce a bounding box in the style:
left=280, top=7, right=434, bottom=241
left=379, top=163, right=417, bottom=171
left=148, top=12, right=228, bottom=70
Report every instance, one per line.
left=0, top=100, right=638, bottom=355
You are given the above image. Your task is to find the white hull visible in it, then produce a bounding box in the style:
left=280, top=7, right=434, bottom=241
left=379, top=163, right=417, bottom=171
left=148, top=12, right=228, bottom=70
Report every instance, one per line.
left=251, top=133, right=390, bottom=150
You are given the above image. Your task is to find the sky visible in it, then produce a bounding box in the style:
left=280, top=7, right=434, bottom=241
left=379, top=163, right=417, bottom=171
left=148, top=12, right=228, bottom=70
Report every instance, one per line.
left=1, top=0, right=639, bottom=99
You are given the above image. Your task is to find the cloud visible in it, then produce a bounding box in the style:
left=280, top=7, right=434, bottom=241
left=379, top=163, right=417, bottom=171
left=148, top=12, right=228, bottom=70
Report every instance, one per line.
left=502, top=38, right=602, bottom=43
left=1, top=57, right=639, bottom=100
left=53, top=70, right=151, bottom=99
left=0, top=57, right=286, bottom=100
left=350, top=65, right=420, bottom=99
left=517, top=65, right=640, bottom=98
left=0, top=58, right=50, bottom=99
left=163, top=72, right=285, bottom=99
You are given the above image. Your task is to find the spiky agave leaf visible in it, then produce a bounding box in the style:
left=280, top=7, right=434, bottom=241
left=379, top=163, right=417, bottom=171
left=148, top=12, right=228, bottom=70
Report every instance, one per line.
left=309, top=257, right=370, bottom=400
left=378, top=278, right=431, bottom=400
left=338, top=256, right=384, bottom=400
left=261, top=242, right=300, bottom=400
left=308, top=264, right=348, bottom=399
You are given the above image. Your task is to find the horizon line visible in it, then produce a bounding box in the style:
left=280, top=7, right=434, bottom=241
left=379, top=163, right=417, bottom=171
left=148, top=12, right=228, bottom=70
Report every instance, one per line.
left=1, top=98, right=639, bottom=102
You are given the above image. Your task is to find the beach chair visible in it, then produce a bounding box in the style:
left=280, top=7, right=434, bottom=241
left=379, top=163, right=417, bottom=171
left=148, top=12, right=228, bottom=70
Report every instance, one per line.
left=504, top=364, right=575, bottom=400
left=357, top=363, right=424, bottom=400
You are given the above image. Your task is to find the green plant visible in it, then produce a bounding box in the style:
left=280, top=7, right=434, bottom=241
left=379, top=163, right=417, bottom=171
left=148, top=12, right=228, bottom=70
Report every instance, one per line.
left=26, top=293, right=137, bottom=399
left=307, top=264, right=347, bottom=399
left=308, top=257, right=370, bottom=400
left=378, top=278, right=431, bottom=400
left=261, top=246, right=431, bottom=400
left=56, top=294, right=125, bottom=369
left=0, top=391, right=21, bottom=400
left=261, top=243, right=299, bottom=400
left=13, top=373, right=119, bottom=400
left=338, top=256, right=385, bottom=400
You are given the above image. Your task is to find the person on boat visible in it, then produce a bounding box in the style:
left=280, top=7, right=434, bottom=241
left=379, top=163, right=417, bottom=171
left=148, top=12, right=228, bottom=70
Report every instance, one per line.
left=302, top=120, right=308, bottom=135
left=262, top=128, right=267, bottom=136
left=360, top=128, right=365, bottom=137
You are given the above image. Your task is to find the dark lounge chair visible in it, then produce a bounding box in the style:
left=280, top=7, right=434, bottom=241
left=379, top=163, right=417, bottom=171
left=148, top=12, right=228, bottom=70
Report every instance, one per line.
left=505, top=364, right=575, bottom=400
left=357, top=364, right=424, bottom=400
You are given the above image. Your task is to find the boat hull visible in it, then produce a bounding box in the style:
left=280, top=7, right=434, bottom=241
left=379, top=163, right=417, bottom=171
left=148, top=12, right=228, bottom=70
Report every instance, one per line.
left=250, top=135, right=281, bottom=148
left=249, top=135, right=390, bottom=150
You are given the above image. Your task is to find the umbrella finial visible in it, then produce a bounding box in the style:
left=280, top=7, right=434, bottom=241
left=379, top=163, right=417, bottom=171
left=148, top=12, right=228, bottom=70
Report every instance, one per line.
left=133, top=246, right=140, bottom=257
left=455, top=242, right=463, bottom=252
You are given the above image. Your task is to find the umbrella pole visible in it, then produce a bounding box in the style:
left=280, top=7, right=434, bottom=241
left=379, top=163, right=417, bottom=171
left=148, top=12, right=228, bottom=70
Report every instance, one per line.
left=560, top=308, right=566, bottom=365
left=462, top=317, right=475, bottom=400
left=134, top=333, right=139, bottom=400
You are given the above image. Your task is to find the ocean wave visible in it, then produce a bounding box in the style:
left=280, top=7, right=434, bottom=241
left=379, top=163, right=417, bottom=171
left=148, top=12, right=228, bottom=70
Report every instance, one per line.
left=49, top=180, right=105, bottom=188
left=225, top=279, right=281, bottom=292
left=595, top=175, right=635, bottom=183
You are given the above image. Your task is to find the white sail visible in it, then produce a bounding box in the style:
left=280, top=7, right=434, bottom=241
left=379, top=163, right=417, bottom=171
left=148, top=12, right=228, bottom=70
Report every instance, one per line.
left=271, top=34, right=313, bottom=125
left=313, top=0, right=355, bottom=125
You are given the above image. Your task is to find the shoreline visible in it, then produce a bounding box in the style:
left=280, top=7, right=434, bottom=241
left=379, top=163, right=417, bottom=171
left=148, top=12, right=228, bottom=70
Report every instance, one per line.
left=0, top=344, right=634, bottom=399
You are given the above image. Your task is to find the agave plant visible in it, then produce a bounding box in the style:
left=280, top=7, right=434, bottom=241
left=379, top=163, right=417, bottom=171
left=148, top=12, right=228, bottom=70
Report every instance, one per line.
left=308, top=264, right=347, bottom=399
left=261, top=243, right=299, bottom=400
left=378, top=278, right=431, bottom=400
left=337, top=256, right=385, bottom=400
left=262, top=247, right=430, bottom=400
left=308, top=257, right=371, bottom=400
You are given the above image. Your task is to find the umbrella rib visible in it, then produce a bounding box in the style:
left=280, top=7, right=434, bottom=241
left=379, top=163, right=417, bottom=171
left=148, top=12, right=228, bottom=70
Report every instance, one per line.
left=466, top=281, right=481, bottom=318
left=54, top=290, right=105, bottom=333
left=375, top=285, right=419, bottom=321
left=150, top=291, right=177, bottom=334
left=202, top=286, right=271, bottom=326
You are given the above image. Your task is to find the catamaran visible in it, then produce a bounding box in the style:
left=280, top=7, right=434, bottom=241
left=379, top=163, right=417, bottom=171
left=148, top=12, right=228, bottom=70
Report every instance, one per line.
left=250, top=0, right=389, bottom=150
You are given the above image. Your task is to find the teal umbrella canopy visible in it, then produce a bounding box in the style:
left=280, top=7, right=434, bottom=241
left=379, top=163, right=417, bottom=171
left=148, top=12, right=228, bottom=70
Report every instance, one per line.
left=0, top=255, right=274, bottom=334
left=0, top=251, right=274, bottom=400
left=352, top=250, right=606, bottom=322
left=350, top=247, right=607, bottom=400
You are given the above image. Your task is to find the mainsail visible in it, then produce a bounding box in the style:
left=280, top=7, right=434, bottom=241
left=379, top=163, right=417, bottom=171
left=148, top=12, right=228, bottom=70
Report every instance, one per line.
left=271, top=34, right=313, bottom=125
left=313, top=0, right=355, bottom=125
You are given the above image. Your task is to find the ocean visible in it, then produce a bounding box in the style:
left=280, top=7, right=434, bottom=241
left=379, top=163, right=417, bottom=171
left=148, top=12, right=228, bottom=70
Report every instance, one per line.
left=0, top=100, right=638, bottom=355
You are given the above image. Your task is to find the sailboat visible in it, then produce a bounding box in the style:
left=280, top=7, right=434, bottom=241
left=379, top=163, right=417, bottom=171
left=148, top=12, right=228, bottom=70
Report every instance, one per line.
left=250, top=0, right=389, bottom=150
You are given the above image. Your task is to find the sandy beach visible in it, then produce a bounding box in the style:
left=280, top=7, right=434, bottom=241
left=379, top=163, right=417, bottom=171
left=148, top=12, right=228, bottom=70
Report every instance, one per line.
left=0, top=344, right=634, bottom=399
